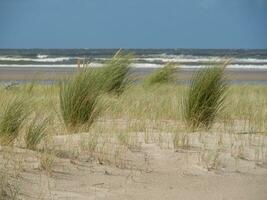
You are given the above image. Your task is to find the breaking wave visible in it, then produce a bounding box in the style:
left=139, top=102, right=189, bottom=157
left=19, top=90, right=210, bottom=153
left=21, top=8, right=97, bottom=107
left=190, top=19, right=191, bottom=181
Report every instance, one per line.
left=0, top=56, right=72, bottom=62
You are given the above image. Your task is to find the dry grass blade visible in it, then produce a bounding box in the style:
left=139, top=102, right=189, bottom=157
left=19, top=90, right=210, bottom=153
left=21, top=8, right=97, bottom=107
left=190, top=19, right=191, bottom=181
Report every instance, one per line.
left=25, top=116, right=49, bottom=150
left=0, top=173, right=19, bottom=200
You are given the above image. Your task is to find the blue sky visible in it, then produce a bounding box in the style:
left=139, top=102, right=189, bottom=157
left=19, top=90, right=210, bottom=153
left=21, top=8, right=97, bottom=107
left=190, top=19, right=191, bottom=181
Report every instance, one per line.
left=0, top=0, right=266, bottom=49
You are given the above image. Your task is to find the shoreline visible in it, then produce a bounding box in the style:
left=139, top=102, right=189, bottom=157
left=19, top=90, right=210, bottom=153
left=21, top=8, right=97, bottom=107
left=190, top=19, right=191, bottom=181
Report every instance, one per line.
left=0, top=66, right=267, bottom=83
left=1, top=63, right=267, bottom=69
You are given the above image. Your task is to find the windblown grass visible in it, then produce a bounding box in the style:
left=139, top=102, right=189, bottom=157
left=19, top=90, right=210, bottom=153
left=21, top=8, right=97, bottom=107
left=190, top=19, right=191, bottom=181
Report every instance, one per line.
left=103, top=85, right=183, bottom=121
left=59, top=68, right=103, bottom=131
left=0, top=97, right=29, bottom=145
left=100, top=50, right=132, bottom=95
left=143, top=63, right=177, bottom=88
left=25, top=117, right=49, bottom=150
left=0, top=73, right=265, bottom=137
left=184, top=63, right=228, bottom=131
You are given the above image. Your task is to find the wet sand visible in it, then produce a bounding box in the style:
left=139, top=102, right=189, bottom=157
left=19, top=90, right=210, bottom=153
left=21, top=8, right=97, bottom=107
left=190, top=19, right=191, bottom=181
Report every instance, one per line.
left=0, top=67, right=267, bottom=83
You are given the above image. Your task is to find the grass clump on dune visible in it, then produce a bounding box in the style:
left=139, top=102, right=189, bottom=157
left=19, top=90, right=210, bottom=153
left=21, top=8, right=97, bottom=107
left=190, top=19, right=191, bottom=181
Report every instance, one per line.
left=184, top=63, right=228, bottom=131
left=143, top=63, right=177, bottom=88
left=25, top=116, right=49, bottom=150
left=100, top=50, right=133, bottom=95
left=59, top=68, right=103, bottom=131
left=0, top=97, right=29, bottom=146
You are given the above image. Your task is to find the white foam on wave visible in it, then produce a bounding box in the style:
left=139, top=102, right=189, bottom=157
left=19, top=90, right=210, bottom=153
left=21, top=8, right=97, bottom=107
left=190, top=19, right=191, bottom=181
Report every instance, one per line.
left=1, top=54, right=267, bottom=65
left=135, top=55, right=267, bottom=64
left=235, top=58, right=267, bottom=63
left=0, top=64, right=77, bottom=68
left=135, top=55, right=220, bottom=63
left=0, top=63, right=266, bottom=70
left=178, top=65, right=267, bottom=69
left=226, top=64, right=267, bottom=69
left=0, top=62, right=103, bottom=68
left=131, top=63, right=162, bottom=68
left=37, top=54, right=48, bottom=59
left=0, top=56, right=71, bottom=62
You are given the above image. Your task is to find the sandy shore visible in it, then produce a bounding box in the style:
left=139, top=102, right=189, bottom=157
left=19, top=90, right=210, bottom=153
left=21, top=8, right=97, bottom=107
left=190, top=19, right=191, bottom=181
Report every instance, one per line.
left=0, top=67, right=267, bottom=83
left=1, top=125, right=267, bottom=200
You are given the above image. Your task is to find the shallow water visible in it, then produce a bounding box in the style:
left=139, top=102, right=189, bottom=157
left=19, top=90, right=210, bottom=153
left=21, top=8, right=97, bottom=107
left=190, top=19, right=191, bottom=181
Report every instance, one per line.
left=1, top=48, right=266, bottom=84
left=1, top=49, right=267, bottom=69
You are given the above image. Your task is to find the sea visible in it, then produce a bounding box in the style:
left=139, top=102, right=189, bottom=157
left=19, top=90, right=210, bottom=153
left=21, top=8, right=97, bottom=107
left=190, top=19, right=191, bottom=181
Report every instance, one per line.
left=1, top=49, right=267, bottom=68
left=0, top=49, right=267, bottom=84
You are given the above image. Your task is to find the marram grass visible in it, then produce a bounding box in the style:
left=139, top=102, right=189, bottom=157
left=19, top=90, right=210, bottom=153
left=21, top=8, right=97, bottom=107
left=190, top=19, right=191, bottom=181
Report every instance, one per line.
left=0, top=97, right=29, bottom=145
left=59, top=68, right=103, bottom=132
left=25, top=116, right=49, bottom=150
left=100, top=50, right=132, bottom=95
left=0, top=70, right=266, bottom=138
left=184, top=63, right=228, bottom=131
left=143, top=63, right=177, bottom=88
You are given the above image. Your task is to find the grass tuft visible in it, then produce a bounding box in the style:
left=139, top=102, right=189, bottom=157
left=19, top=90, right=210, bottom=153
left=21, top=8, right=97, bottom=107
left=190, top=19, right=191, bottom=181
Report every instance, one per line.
left=0, top=97, right=29, bottom=146
left=59, top=68, right=103, bottom=131
left=143, top=63, right=177, bottom=88
left=100, top=50, right=133, bottom=95
left=184, top=62, right=229, bottom=131
left=25, top=117, right=49, bottom=150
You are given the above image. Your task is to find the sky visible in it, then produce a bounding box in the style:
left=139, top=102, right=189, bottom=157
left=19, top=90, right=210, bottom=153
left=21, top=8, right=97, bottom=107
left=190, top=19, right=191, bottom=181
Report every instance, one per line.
left=0, top=0, right=266, bottom=49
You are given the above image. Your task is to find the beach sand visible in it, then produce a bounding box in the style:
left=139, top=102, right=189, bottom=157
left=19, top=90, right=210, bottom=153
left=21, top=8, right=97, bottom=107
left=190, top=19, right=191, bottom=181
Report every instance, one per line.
left=0, top=67, right=266, bottom=199
left=1, top=120, right=266, bottom=200
left=0, top=67, right=267, bottom=83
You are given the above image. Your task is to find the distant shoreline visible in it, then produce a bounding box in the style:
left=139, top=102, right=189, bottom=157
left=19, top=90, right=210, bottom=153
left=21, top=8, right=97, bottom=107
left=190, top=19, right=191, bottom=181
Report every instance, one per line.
left=1, top=63, right=267, bottom=69
left=0, top=66, right=267, bottom=83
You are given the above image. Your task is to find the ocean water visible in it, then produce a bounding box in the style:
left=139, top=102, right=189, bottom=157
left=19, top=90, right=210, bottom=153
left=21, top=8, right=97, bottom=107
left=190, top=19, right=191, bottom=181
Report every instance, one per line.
left=0, top=49, right=267, bottom=69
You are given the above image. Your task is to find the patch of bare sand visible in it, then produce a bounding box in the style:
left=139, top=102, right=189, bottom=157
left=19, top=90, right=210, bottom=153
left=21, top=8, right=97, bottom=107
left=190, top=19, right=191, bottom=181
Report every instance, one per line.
left=1, top=132, right=267, bottom=200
